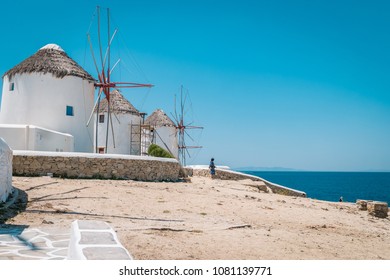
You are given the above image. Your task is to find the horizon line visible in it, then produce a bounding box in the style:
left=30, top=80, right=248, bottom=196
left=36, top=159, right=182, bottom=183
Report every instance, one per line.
left=232, top=167, right=390, bottom=172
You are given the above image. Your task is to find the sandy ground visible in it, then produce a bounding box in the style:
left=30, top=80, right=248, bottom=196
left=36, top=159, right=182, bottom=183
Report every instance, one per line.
left=3, top=175, right=390, bottom=260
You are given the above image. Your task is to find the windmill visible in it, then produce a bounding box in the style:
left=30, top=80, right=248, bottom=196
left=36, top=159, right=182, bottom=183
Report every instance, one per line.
left=85, top=6, right=153, bottom=153
left=171, top=85, right=203, bottom=166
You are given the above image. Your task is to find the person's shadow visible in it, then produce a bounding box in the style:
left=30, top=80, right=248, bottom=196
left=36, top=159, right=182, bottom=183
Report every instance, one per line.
left=0, top=224, right=40, bottom=250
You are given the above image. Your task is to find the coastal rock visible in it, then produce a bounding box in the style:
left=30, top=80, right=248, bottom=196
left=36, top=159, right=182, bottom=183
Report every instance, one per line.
left=356, top=199, right=370, bottom=211
left=367, top=201, right=388, bottom=218
left=240, top=179, right=270, bottom=193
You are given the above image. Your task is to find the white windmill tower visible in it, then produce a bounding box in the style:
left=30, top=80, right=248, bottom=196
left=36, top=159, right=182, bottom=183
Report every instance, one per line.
left=0, top=44, right=95, bottom=152
left=144, top=109, right=178, bottom=158
left=143, top=86, right=203, bottom=165
left=94, top=89, right=142, bottom=154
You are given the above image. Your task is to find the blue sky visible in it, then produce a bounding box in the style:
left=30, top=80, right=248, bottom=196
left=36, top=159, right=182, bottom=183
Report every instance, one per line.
left=1, top=0, right=389, bottom=171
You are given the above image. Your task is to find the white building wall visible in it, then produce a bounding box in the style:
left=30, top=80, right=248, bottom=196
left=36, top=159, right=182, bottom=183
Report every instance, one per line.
left=0, top=124, right=74, bottom=152
left=154, top=126, right=178, bottom=159
left=0, top=138, right=13, bottom=202
left=32, top=126, right=74, bottom=152
left=94, top=113, right=141, bottom=155
left=0, top=125, right=27, bottom=150
left=141, top=127, right=153, bottom=156
left=0, top=73, right=94, bottom=152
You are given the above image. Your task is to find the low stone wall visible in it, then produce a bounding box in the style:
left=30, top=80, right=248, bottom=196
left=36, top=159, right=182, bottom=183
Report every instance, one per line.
left=13, top=150, right=180, bottom=181
left=0, top=138, right=13, bottom=203
left=185, top=167, right=306, bottom=197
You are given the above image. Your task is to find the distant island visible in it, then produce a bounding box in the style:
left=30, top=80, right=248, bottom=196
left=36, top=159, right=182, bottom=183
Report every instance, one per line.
left=234, top=167, right=390, bottom=172
left=234, top=167, right=302, bottom=172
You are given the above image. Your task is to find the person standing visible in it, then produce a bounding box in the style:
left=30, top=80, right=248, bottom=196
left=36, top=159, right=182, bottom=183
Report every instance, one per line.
left=209, top=158, right=216, bottom=178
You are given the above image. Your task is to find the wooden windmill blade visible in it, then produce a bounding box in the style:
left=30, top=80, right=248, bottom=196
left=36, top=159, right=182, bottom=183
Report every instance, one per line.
left=86, top=87, right=104, bottom=127
left=86, top=6, right=153, bottom=154
left=172, top=85, right=203, bottom=166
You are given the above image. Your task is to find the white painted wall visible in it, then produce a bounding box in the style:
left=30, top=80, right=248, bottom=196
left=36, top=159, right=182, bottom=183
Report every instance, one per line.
left=0, top=73, right=94, bottom=152
left=0, top=138, right=13, bottom=202
left=94, top=113, right=141, bottom=155
left=0, top=124, right=74, bottom=152
left=141, top=127, right=153, bottom=156
left=154, top=126, right=178, bottom=159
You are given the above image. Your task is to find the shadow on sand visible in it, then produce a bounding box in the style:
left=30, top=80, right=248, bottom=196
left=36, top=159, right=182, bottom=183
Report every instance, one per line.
left=1, top=189, right=43, bottom=251
left=0, top=187, right=28, bottom=224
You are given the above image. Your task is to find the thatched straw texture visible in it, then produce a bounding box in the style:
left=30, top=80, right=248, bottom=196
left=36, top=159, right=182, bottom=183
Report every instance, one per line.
left=96, top=90, right=140, bottom=115
left=145, top=109, right=175, bottom=127
left=3, top=44, right=95, bottom=81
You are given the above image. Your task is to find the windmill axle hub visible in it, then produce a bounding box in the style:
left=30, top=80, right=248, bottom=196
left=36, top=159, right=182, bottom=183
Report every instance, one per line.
left=95, top=82, right=116, bottom=88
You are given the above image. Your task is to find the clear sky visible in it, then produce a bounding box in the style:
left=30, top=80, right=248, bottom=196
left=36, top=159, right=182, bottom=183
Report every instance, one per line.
left=1, top=0, right=389, bottom=171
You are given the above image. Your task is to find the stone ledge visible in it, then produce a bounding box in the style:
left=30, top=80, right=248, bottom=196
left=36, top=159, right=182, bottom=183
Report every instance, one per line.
left=12, top=150, right=181, bottom=181
left=185, top=167, right=306, bottom=197
left=67, top=220, right=132, bottom=260
left=13, top=150, right=178, bottom=163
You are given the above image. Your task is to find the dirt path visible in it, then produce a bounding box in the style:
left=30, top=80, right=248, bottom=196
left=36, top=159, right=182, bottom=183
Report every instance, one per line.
left=3, top=176, right=389, bottom=259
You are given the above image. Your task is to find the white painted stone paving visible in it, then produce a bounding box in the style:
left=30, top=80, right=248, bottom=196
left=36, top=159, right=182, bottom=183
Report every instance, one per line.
left=0, top=220, right=132, bottom=260
left=0, top=226, right=70, bottom=260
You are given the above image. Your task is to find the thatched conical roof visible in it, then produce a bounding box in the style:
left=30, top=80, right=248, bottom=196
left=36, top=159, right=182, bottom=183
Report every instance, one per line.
left=145, top=109, right=175, bottom=127
left=3, top=44, right=95, bottom=81
left=95, top=90, right=140, bottom=115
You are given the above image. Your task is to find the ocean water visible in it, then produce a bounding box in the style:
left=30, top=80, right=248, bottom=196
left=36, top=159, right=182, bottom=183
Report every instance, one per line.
left=240, top=171, right=390, bottom=204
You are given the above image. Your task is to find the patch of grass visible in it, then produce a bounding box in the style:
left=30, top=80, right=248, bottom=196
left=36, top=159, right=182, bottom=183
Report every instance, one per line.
left=148, top=144, right=174, bottom=159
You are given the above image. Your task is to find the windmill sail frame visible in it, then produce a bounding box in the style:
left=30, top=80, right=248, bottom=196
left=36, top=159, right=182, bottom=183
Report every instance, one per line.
left=171, top=85, right=203, bottom=166
left=86, top=6, right=153, bottom=153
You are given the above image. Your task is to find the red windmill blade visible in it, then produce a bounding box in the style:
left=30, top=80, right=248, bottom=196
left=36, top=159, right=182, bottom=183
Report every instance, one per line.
left=86, top=6, right=153, bottom=153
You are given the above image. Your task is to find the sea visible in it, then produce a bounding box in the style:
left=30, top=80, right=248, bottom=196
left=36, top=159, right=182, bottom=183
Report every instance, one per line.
left=240, top=171, right=390, bottom=205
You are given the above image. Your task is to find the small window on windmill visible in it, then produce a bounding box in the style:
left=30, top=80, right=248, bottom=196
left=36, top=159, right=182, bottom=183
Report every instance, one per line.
left=66, top=106, right=74, bottom=116
left=9, top=83, right=15, bottom=91
left=99, top=114, right=105, bottom=123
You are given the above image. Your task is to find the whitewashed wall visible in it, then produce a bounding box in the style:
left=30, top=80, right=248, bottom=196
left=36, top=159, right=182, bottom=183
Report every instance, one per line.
left=0, top=73, right=94, bottom=152
left=0, top=138, right=13, bottom=203
left=154, top=126, right=178, bottom=158
left=0, top=124, right=74, bottom=152
left=95, top=113, right=141, bottom=155
left=141, top=127, right=153, bottom=156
